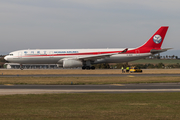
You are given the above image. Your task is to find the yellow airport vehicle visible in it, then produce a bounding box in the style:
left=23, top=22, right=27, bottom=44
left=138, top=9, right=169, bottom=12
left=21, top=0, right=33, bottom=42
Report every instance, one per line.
left=130, top=67, right=142, bottom=73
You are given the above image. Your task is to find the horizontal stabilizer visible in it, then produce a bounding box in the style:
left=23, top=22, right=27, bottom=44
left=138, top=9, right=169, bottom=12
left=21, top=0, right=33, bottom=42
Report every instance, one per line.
left=150, top=48, right=172, bottom=54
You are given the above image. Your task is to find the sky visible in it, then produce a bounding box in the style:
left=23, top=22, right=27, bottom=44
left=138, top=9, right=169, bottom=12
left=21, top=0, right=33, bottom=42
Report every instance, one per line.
left=0, top=0, right=180, bottom=56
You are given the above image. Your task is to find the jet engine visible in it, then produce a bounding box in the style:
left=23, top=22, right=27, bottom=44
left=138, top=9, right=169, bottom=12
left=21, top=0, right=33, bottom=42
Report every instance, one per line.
left=56, top=64, right=63, bottom=68
left=63, top=59, right=83, bottom=68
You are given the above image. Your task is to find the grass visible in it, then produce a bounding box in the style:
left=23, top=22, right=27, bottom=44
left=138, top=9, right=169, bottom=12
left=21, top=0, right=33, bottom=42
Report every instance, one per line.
left=0, top=76, right=180, bottom=85
left=129, top=59, right=180, bottom=64
left=0, top=69, right=180, bottom=75
left=0, top=93, right=180, bottom=120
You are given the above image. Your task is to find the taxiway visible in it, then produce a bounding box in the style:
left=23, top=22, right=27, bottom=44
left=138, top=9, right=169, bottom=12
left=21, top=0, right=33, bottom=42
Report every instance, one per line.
left=1, top=74, right=180, bottom=77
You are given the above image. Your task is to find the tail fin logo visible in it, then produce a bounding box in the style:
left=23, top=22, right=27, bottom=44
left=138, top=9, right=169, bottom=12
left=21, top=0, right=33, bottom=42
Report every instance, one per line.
left=153, top=35, right=162, bottom=44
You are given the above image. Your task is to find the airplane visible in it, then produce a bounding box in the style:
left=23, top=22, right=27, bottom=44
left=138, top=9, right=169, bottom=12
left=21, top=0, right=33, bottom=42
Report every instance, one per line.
left=4, top=26, right=171, bottom=70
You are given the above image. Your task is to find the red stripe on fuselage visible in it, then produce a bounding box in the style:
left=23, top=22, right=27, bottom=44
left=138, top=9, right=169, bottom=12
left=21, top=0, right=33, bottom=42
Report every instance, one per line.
left=22, top=51, right=121, bottom=57
left=19, top=49, right=151, bottom=58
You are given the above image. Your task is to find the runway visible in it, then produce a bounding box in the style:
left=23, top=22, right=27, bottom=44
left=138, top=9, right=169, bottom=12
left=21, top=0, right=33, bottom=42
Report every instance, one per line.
left=1, top=83, right=180, bottom=95
left=1, top=74, right=180, bottom=77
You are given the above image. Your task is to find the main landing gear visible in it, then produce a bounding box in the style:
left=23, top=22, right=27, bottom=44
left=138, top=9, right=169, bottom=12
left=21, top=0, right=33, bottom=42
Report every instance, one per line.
left=82, top=66, right=95, bottom=70
left=82, top=61, right=95, bottom=70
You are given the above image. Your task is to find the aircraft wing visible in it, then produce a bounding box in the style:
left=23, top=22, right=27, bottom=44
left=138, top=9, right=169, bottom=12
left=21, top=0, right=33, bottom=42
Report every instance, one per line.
left=150, top=48, right=172, bottom=54
left=77, top=48, right=128, bottom=61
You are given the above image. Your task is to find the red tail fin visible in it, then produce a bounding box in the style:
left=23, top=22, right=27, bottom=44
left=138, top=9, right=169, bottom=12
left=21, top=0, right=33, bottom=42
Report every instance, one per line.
left=126, top=26, right=169, bottom=54
left=140, top=26, right=168, bottom=49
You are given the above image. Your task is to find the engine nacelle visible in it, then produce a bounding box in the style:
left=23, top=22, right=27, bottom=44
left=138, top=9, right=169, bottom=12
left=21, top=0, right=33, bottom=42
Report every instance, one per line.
left=63, top=59, right=83, bottom=68
left=56, top=64, right=63, bottom=68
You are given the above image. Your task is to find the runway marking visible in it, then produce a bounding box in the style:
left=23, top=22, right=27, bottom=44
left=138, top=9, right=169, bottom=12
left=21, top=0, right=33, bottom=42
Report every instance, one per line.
left=1, top=89, right=180, bottom=95
left=129, top=103, right=149, bottom=106
left=111, top=84, right=124, bottom=86
left=4, top=84, right=14, bottom=86
left=128, top=75, right=135, bottom=77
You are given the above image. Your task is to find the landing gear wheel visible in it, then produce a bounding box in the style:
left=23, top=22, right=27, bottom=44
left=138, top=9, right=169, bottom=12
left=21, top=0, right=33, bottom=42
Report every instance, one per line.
left=86, top=66, right=90, bottom=70
left=82, top=66, right=95, bottom=70
left=82, top=66, right=86, bottom=70
left=90, top=66, right=95, bottom=70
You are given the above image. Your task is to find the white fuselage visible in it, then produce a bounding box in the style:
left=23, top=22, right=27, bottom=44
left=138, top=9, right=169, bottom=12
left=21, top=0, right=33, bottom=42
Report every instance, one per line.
left=4, top=26, right=169, bottom=69
left=4, top=48, right=152, bottom=65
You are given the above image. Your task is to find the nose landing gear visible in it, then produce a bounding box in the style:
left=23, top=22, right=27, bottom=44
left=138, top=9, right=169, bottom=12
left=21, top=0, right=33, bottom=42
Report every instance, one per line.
left=20, top=64, right=24, bottom=70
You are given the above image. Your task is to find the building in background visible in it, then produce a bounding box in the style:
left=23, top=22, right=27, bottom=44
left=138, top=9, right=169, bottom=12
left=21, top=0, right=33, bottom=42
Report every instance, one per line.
left=5, top=63, right=58, bottom=69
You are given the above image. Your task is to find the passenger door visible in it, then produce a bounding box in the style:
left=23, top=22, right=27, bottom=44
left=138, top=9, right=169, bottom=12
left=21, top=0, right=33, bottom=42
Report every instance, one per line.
left=18, top=52, right=22, bottom=58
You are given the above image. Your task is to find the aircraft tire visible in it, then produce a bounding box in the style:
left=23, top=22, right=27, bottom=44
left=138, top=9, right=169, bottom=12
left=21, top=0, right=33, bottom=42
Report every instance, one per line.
left=90, top=66, right=95, bottom=70
left=86, top=66, right=90, bottom=70
left=82, top=66, right=86, bottom=70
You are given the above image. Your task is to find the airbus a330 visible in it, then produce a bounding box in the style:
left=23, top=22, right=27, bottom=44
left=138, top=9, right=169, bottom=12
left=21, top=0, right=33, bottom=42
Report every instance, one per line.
left=4, top=26, right=171, bottom=70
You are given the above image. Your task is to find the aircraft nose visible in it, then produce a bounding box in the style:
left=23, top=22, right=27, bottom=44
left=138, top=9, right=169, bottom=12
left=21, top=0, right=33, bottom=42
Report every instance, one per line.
left=4, top=56, right=8, bottom=61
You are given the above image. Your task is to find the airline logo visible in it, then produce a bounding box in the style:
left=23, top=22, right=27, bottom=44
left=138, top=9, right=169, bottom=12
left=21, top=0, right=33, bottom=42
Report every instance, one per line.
left=153, top=35, right=162, bottom=44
